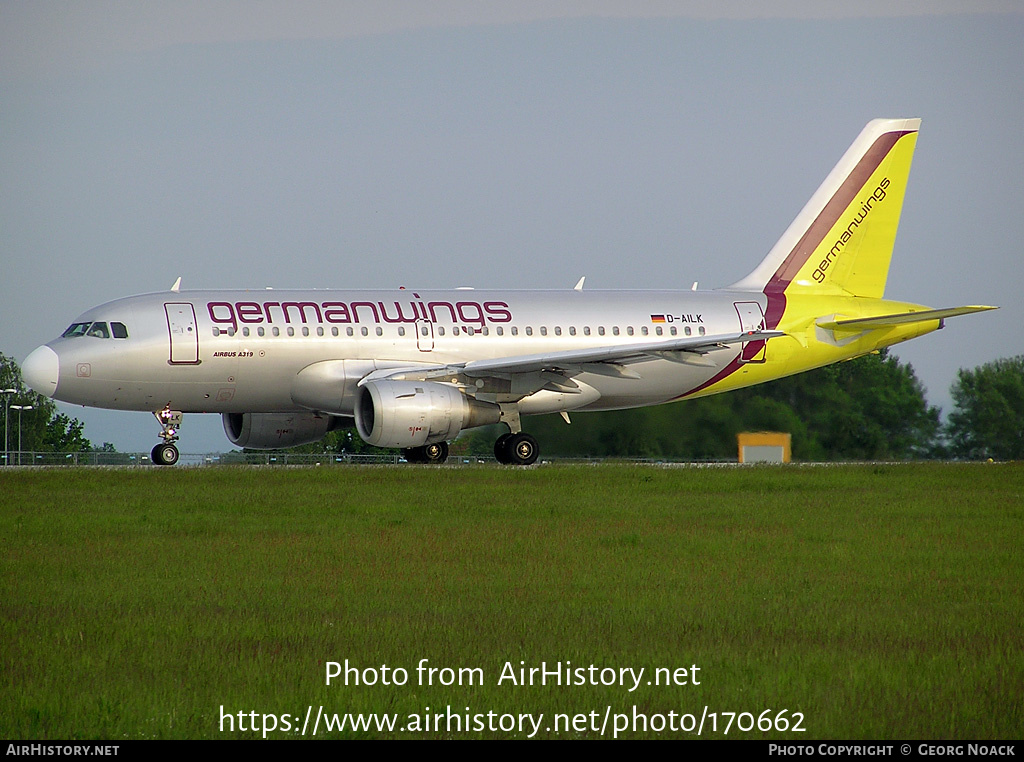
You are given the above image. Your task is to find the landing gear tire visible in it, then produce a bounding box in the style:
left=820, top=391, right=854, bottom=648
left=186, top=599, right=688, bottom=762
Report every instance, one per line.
left=496, top=432, right=538, bottom=465
left=151, top=443, right=179, bottom=466
left=403, top=442, right=449, bottom=464
left=422, top=441, right=449, bottom=464
left=508, top=433, right=539, bottom=465
left=494, top=433, right=513, bottom=463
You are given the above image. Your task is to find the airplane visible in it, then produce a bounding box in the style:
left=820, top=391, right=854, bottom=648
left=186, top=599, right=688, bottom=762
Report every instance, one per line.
left=21, top=118, right=995, bottom=466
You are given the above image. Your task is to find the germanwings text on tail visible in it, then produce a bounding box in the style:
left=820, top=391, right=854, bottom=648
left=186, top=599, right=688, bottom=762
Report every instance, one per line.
left=22, top=119, right=995, bottom=465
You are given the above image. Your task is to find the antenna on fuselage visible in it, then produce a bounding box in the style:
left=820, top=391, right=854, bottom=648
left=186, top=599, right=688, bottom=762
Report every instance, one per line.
left=170, top=277, right=182, bottom=292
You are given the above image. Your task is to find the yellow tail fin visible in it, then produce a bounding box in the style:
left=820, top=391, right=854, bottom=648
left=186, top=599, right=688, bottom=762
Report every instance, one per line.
left=732, top=118, right=920, bottom=299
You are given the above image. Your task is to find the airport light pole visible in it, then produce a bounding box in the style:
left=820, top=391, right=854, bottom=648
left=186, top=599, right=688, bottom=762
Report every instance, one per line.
left=10, top=404, right=33, bottom=466
left=2, top=388, right=17, bottom=467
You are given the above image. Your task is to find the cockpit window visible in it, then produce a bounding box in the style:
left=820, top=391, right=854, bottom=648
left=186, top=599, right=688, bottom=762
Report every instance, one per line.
left=63, top=321, right=124, bottom=339
left=62, top=323, right=91, bottom=338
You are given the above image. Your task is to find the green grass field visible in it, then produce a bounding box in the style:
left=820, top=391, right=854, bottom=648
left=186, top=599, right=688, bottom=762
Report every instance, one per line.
left=1, top=463, right=1021, bottom=739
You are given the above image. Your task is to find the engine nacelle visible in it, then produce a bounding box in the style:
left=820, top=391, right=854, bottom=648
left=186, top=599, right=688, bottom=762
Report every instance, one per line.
left=355, top=380, right=500, bottom=448
left=222, top=412, right=344, bottom=449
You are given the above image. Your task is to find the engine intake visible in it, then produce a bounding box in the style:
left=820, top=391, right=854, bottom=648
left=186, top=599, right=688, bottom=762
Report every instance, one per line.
left=355, top=380, right=500, bottom=448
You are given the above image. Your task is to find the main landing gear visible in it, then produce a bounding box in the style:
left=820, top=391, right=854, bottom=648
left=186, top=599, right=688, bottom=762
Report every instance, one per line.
left=401, top=433, right=539, bottom=465
left=492, top=404, right=538, bottom=465
left=401, top=402, right=540, bottom=466
left=151, top=405, right=183, bottom=466
left=494, top=432, right=539, bottom=466
left=402, top=441, right=449, bottom=464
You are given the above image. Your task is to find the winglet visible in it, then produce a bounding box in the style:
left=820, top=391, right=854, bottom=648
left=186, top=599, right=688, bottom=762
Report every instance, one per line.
left=170, top=277, right=182, bottom=293
left=574, top=277, right=586, bottom=291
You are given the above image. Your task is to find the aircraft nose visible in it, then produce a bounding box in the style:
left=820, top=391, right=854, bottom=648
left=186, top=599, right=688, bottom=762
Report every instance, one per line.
left=22, top=345, right=59, bottom=398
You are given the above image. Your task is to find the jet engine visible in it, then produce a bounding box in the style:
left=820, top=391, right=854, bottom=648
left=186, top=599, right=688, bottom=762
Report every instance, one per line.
left=355, top=380, right=500, bottom=448
left=222, top=412, right=345, bottom=449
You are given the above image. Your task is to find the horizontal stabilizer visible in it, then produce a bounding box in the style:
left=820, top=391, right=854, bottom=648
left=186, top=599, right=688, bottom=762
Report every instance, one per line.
left=816, top=305, right=997, bottom=331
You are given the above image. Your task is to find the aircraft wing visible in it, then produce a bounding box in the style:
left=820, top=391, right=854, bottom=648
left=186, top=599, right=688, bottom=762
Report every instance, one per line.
left=459, top=329, right=785, bottom=375
left=360, top=329, right=785, bottom=385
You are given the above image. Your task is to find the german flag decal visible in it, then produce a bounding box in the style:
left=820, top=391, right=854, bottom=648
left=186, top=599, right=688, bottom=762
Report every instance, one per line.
left=650, top=315, right=667, bottom=323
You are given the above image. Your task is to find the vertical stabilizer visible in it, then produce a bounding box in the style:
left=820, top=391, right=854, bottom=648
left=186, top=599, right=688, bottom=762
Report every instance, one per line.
left=731, top=118, right=920, bottom=299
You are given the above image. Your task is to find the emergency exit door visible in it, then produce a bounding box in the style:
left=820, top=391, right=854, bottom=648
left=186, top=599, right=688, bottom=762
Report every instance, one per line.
left=734, top=301, right=767, bottom=364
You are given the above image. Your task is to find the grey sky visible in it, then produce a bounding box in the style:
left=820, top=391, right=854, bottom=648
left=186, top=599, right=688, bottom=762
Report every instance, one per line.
left=2, top=2, right=1021, bottom=452
left=4, top=0, right=1021, bottom=72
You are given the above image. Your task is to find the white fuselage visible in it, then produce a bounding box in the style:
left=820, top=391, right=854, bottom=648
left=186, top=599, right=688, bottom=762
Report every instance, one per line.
left=32, top=287, right=764, bottom=417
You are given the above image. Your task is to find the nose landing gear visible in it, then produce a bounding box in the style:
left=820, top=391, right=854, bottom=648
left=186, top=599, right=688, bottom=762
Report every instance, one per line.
left=151, top=405, right=183, bottom=466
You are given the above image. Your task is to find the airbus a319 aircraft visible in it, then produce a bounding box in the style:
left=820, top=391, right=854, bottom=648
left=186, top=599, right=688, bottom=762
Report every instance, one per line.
left=22, top=119, right=994, bottom=465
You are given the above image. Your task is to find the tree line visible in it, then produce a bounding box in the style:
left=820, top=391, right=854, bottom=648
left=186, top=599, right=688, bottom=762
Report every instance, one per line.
left=1, top=350, right=1020, bottom=461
